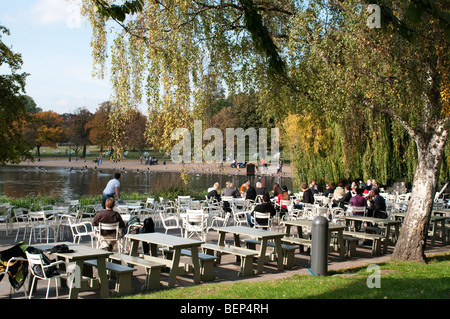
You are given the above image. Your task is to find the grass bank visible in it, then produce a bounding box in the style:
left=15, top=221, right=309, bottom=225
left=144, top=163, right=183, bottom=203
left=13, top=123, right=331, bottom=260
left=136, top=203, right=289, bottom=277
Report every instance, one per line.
left=123, top=254, right=450, bottom=299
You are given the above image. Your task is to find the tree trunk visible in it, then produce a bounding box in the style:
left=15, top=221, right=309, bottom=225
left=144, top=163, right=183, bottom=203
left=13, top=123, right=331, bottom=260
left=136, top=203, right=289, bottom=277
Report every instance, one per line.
left=392, top=124, right=447, bottom=262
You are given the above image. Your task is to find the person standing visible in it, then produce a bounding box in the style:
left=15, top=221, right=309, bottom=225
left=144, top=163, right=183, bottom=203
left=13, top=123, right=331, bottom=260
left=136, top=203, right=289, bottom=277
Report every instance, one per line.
left=102, top=172, right=123, bottom=209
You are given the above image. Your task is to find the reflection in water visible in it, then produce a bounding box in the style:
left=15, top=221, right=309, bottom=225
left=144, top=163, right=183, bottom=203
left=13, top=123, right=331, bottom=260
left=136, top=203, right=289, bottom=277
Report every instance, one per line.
left=0, top=166, right=293, bottom=199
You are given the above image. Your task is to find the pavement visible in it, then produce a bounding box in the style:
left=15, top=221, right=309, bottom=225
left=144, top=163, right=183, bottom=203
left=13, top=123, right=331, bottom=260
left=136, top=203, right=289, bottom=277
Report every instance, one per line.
left=0, top=221, right=448, bottom=300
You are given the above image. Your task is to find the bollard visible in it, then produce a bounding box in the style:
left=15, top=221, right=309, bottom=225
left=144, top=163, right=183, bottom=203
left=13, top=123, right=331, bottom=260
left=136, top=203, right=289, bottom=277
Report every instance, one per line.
left=310, top=216, right=328, bottom=276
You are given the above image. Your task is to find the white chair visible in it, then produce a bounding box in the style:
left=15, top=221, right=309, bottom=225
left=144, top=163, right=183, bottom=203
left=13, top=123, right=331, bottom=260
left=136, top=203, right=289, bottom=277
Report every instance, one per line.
left=251, top=211, right=271, bottom=230
left=208, top=212, right=231, bottom=232
left=69, top=217, right=95, bottom=247
left=28, top=211, right=59, bottom=244
left=348, top=206, right=366, bottom=216
left=95, top=222, right=122, bottom=252
left=183, top=212, right=208, bottom=241
left=159, top=208, right=183, bottom=236
left=26, top=251, right=68, bottom=299
left=13, top=208, right=31, bottom=242
left=177, top=196, right=192, bottom=214
left=0, top=206, right=12, bottom=236
left=231, top=206, right=248, bottom=226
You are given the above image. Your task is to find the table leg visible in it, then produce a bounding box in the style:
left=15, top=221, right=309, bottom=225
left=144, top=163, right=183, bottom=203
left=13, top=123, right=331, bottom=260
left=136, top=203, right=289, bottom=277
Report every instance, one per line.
left=273, top=238, right=283, bottom=271
left=190, top=246, right=201, bottom=284
left=130, top=239, right=139, bottom=256
left=68, top=260, right=83, bottom=299
left=96, top=257, right=109, bottom=299
left=256, top=239, right=268, bottom=274
left=168, top=247, right=181, bottom=289
left=336, top=230, right=345, bottom=259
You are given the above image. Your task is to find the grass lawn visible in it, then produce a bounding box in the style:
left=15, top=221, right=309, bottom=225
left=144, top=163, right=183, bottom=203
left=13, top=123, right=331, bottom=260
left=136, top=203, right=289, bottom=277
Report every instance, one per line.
left=122, top=254, right=450, bottom=299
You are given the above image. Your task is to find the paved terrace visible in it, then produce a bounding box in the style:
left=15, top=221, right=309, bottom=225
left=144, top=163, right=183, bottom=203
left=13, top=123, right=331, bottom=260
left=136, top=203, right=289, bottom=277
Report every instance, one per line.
left=0, top=222, right=448, bottom=299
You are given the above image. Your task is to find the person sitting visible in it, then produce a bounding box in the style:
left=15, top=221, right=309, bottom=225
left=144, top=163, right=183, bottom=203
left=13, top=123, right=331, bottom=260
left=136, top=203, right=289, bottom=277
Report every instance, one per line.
left=298, top=182, right=313, bottom=205
left=255, top=182, right=266, bottom=196
left=323, top=183, right=334, bottom=198
left=309, top=180, right=321, bottom=195
left=240, top=181, right=249, bottom=194
left=367, top=188, right=387, bottom=218
left=333, top=184, right=352, bottom=208
left=349, top=187, right=367, bottom=215
left=272, top=183, right=282, bottom=198
left=222, top=183, right=240, bottom=198
left=332, top=181, right=345, bottom=202
left=230, top=160, right=237, bottom=168
left=93, top=197, right=125, bottom=251
left=207, top=182, right=221, bottom=203
left=276, top=185, right=290, bottom=218
left=247, top=193, right=276, bottom=228
left=245, top=182, right=257, bottom=201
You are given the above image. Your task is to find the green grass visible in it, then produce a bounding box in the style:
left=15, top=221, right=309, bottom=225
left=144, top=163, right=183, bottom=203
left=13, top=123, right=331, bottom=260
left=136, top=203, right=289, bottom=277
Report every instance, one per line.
left=121, top=254, right=450, bottom=299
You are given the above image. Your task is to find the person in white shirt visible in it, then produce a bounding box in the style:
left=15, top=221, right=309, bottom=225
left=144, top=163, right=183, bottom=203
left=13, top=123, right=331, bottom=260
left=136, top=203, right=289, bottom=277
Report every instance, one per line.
left=102, top=172, right=123, bottom=208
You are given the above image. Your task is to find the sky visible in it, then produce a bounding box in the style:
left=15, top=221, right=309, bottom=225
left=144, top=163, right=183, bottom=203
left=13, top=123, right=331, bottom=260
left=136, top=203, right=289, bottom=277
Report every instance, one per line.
left=1, top=0, right=117, bottom=114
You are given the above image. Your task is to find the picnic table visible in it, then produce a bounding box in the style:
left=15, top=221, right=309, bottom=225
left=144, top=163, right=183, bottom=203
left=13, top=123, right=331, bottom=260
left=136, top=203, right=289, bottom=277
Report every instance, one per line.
left=32, top=242, right=112, bottom=299
left=391, top=212, right=447, bottom=246
left=343, top=216, right=401, bottom=254
left=126, top=232, right=204, bottom=288
left=211, top=226, right=285, bottom=275
left=281, top=219, right=346, bottom=259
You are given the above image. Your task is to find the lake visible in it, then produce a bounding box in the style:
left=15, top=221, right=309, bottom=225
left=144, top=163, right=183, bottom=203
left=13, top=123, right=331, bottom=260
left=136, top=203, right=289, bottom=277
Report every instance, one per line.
left=0, top=165, right=293, bottom=199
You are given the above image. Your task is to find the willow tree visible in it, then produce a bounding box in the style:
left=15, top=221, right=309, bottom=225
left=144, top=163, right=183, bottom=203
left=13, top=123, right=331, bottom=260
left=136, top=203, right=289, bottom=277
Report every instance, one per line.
left=283, top=0, right=449, bottom=262
left=80, top=0, right=291, bottom=156
left=81, top=0, right=449, bottom=262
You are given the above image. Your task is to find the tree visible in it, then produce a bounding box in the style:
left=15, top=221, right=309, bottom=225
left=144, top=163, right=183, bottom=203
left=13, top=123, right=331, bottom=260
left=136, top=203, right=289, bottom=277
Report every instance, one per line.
left=284, top=0, right=449, bottom=262
left=22, top=111, right=64, bottom=158
left=87, top=101, right=113, bottom=152
left=124, top=109, right=148, bottom=154
left=0, top=25, right=33, bottom=164
left=69, top=107, right=94, bottom=159
left=81, top=0, right=449, bottom=262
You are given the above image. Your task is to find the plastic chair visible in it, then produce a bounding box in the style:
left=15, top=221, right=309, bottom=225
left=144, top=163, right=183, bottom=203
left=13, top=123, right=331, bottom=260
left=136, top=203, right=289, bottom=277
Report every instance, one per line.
left=231, top=206, right=248, bottom=226
left=13, top=208, right=31, bottom=242
left=95, top=222, right=121, bottom=252
left=251, top=211, right=272, bottom=230
left=159, top=208, right=183, bottom=236
left=208, top=212, right=231, bottom=232
left=0, top=205, right=13, bottom=236
left=69, top=217, right=95, bottom=247
left=25, top=251, right=68, bottom=299
left=183, top=212, right=208, bottom=241
left=28, top=211, right=59, bottom=244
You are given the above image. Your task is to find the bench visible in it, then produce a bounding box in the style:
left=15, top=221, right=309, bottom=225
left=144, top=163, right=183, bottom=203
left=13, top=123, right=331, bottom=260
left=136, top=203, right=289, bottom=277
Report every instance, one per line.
left=243, top=239, right=297, bottom=268
left=331, top=234, right=359, bottom=258
left=160, top=248, right=218, bottom=281
left=343, top=231, right=385, bottom=255
left=84, top=259, right=136, bottom=296
left=109, top=253, right=165, bottom=291
left=201, top=243, right=258, bottom=277
left=281, top=236, right=312, bottom=253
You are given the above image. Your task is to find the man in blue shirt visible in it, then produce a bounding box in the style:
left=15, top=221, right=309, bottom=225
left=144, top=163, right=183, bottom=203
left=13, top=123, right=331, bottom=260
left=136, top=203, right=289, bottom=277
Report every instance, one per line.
left=102, top=172, right=123, bottom=208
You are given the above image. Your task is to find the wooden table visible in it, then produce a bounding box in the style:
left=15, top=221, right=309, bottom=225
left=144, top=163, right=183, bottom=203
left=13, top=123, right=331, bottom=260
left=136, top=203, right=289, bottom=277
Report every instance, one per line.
left=392, top=212, right=447, bottom=246
left=126, top=232, right=204, bottom=288
left=344, top=216, right=401, bottom=249
left=32, top=242, right=112, bottom=299
left=281, top=219, right=346, bottom=259
left=212, top=226, right=285, bottom=274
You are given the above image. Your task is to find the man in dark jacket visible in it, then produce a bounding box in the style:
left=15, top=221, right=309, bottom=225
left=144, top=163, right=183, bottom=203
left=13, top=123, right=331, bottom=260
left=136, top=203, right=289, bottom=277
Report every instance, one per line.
left=245, top=182, right=257, bottom=201
left=93, top=197, right=125, bottom=251
left=301, top=182, right=314, bottom=204
left=367, top=188, right=387, bottom=218
left=247, top=193, right=276, bottom=228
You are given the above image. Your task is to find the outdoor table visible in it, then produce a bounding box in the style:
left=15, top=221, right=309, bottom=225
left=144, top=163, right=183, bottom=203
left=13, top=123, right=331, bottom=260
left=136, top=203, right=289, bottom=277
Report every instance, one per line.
left=344, top=216, right=401, bottom=249
left=126, top=232, right=204, bottom=288
left=433, top=209, right=450, bottom=217
left=212, top=225, right=285, bottom=274
left=391, top=212, right=447, bottom=246
left=281, top=219, right=346, bottom=259
left=31, top=242, right=112, bottom=299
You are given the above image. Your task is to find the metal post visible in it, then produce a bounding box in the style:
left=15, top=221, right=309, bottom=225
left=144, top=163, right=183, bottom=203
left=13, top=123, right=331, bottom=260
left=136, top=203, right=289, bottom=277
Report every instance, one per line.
left=311, top=216, right=328, bottom=276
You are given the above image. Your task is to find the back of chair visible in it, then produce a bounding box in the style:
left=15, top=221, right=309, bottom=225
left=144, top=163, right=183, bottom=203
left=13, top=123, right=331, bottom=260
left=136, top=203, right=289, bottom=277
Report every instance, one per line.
left=253, top=211, right=271, bottom=229
left=26, top=251, right=47, bottom=279
left=98, top=222, right=119, bottom=240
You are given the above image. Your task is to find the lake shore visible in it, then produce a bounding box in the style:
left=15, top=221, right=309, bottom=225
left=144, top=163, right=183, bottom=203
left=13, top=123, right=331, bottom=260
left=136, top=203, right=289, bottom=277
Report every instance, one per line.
left=12, top=157, right=292, bottom=178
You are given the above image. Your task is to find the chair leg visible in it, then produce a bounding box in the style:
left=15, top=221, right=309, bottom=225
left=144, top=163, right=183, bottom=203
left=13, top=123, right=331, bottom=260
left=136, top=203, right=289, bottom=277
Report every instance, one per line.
left=29, top=276, right=36, bottom=299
